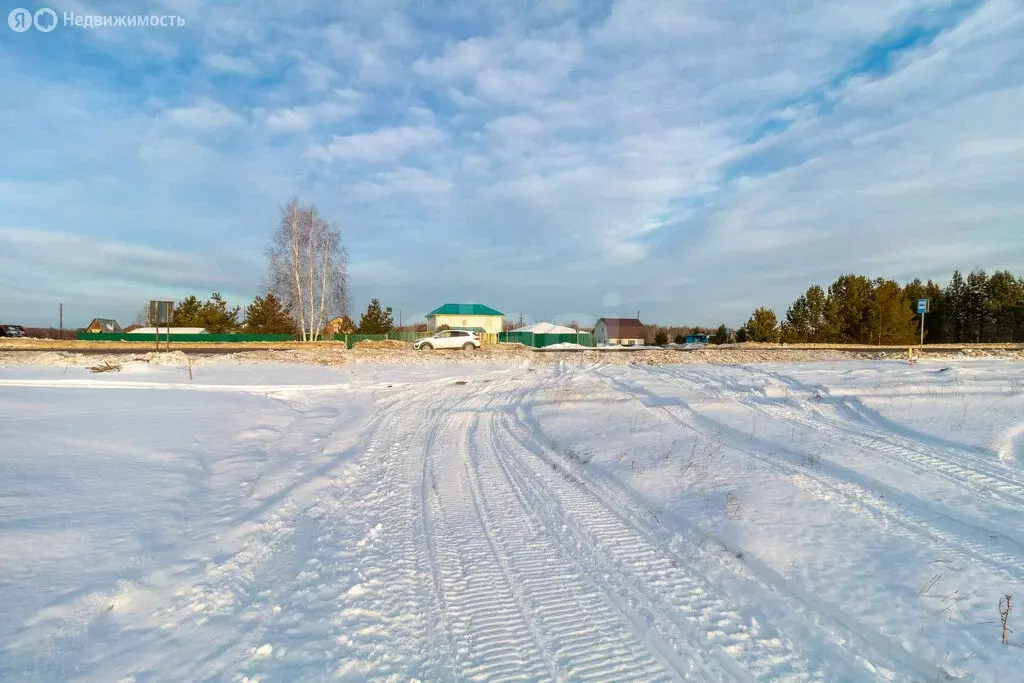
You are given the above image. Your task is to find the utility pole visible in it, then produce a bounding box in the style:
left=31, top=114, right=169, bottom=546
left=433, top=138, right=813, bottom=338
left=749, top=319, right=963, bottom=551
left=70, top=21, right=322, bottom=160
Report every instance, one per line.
left=58, top=303, right=63, bottom=340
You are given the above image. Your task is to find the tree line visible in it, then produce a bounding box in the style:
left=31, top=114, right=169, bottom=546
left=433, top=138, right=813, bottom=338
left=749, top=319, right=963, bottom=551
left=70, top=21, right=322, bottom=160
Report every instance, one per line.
left=161, top=292, right=397, bottom=336
left=741, top=269, right=1024, bottom=344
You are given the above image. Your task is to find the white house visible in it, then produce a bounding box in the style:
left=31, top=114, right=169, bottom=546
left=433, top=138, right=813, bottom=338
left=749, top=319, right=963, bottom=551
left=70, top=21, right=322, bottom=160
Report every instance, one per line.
left=427, top=304, right=504, bottom=342
left=594, top=318, right=646, bottom=346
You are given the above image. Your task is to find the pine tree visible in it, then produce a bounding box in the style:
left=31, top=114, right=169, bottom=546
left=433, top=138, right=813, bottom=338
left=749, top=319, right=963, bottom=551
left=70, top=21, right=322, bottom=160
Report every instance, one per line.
left=986, top=271, right=1024, bottom=342
left=357, top=299, right=394, bottom=334
left=944, top=270, right=966, bottom=343
left=171, top=293, right=240, bottom=333
left=804, top=285, right=828, bottom=342
left=869, top=279, right=917, bottom=345
left=245, top=292, right=297, bottom=334
left=964, top=270, right=990, bottom=342
left=745, top=307, right=779, bottom=342
left=825, top=274, right=874, bottom=343
left=712, top=324, right=728, bottom=344
left=785, top=295, right=812, bottom=343
left=172, top=295, right=203, bottom=327
left=199, top=293, right=241, bottom=334
left=654, top=331, right=668, bottom=346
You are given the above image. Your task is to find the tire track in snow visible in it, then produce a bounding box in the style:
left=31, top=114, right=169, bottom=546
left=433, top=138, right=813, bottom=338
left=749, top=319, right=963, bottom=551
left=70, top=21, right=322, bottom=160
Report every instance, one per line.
left=489, top=373, right=839, bottom=682
left=465, top=408, right=682, bottom=681
left=659, top=366, right=1024, bottom=558
left=160, top=385, right=447, bottom=681
left=608, top=367, right=1024, bottom=588
left=744, top=366, right=1024, bottom=502
left=420, top=391, right=557, bottom=681
left=517, top=368, right=966, bottom=681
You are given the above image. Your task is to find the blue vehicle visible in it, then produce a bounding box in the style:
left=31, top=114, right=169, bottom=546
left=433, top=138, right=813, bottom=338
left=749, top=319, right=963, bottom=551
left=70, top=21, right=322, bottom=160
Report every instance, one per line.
left=684, top=333, right=709, bottom=345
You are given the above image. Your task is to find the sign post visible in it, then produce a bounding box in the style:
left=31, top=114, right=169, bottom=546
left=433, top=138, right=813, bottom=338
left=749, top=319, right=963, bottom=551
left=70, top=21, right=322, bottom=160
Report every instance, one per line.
left=149, top=300, right=174, bottom=352
left=917, top=298, right=928, bottom=347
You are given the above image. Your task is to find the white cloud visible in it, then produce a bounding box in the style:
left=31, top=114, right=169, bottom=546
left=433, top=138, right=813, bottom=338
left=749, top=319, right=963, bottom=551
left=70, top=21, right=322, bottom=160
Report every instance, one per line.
left=164, top=100, right=244, bottom=131
left=414, top=37, right=497, bottom=80
left=350, top=167, right=453, bottom=205
left=263, top=91, right=363, bottom=133
left=307, top=126, right=445, bottom=162
left=204, top=53, right=259, bottom=76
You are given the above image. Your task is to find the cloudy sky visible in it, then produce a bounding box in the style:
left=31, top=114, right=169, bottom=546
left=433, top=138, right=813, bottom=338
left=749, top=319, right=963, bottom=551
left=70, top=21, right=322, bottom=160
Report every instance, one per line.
left=1, top=0, right=1022, bottom=328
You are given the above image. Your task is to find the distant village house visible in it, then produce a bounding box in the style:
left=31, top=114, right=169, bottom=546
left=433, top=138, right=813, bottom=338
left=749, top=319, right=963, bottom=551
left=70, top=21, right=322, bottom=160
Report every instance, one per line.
left=427, top=304, right=504, bottom=343
left=323, top=316, right=355, bottom=337
left=85, top=318, right=122, bottom=334
left=594, top=318, right=646, bottom=346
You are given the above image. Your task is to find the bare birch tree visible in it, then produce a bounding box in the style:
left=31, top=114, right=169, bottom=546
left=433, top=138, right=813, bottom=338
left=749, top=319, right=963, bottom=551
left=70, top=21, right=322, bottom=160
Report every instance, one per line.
left=267, top=198, right=349, bottom=341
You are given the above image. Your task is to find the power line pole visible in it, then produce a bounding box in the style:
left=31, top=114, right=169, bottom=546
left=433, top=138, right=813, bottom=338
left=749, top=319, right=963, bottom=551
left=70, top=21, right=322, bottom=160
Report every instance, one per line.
left=59, top=303, right=63, bottom=340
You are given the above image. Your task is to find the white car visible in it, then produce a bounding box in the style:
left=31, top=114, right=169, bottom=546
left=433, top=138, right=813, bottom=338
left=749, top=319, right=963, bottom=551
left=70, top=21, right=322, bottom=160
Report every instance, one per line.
left=413, top=329, right=481, bottom=350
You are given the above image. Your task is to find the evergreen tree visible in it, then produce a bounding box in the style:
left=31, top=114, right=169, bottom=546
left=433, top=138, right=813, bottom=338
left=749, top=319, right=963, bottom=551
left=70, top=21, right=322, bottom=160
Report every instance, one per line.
left=171, top=293, right=239, bottom=333
left=357, top=299, right=394, bottom=334
left=745, top=307, right=779, bottom=342
left=786, top=285, right=829, bottom=342
left=199, top=293, right=241, bottom=333
left=654, top=331, right=668, bottom=346
left=825, top=274, right=875, bottom=343
left=172, top=295, right=203, bottom=327
left=964, top=270, right=990, bottom=342
left=868, top=279, right=917, bottom=345
left=804, top=285, right=828, bottom=342
left=784, top=295, right=812, bottom=343
left=245, top=292, right=297, bottom=334
left=712, top=324, right=728, bottom=344
left=944, top=270, right=967, bottom=343
left=735, top=327, right=748, bottom=343
left=673, top=333, right=685, bottom=344
left=986, top=271, right=1024, bottom=343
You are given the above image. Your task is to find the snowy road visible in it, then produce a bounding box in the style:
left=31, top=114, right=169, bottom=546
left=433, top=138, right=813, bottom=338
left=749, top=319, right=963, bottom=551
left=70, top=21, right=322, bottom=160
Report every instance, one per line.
left=2, top=360, right=1023, bottom=681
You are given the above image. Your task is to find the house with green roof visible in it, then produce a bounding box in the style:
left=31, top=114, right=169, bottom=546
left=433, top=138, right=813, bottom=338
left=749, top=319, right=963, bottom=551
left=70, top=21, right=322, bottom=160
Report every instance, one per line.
left=427, top=303, right=504, bottom=342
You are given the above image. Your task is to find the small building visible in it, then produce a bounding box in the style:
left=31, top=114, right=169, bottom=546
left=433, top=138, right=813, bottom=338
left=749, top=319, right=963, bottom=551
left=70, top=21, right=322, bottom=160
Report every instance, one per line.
left=323, top=316, right=355, bottom=336
left=126, top=327, right=208, bottom=335
left=427, top=304, right=504, bottom=343
left=507, top=322, right=590, bottom=348
left=85, top=318, right=122, bottom=334
left=595, top=318, right=646, bottom=346
left=685, top=333, right=709, bottom=345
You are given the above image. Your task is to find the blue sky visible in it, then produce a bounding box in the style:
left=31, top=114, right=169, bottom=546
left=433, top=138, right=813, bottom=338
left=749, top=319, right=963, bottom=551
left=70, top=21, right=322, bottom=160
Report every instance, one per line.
left=1, top=0, right=1022, bottom=328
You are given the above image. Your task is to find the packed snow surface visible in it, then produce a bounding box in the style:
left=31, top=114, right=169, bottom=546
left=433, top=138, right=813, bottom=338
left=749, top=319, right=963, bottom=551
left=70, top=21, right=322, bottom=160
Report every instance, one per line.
left=2, top=359, right=1023, bottom=681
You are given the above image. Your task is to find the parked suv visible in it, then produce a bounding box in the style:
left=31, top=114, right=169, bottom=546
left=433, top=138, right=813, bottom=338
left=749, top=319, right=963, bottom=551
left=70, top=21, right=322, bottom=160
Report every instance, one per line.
left=0, top=324, right=26, bottom=338
left=413, top=329, right=481, bottom=350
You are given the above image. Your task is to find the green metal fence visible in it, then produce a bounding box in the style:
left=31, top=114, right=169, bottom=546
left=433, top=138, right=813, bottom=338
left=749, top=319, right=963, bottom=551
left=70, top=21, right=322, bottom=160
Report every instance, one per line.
left=498, top=332, right=595, bottom=348
left=76, top=332, right=297, bottom=342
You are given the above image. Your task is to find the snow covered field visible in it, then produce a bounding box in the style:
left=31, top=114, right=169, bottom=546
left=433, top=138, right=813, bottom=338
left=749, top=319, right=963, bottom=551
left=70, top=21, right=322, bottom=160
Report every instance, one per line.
left=2, top=359, right=1023, bottom=681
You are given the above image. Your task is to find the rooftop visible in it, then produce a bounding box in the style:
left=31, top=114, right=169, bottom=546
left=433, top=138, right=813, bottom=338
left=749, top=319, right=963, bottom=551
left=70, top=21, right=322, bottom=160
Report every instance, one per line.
left=428, top=303, right=504, bottom=317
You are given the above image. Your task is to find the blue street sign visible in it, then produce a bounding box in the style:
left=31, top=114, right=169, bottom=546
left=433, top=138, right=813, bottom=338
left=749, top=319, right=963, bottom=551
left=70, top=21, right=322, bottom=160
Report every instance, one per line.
left=917, top=299, right=928, bottom=314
